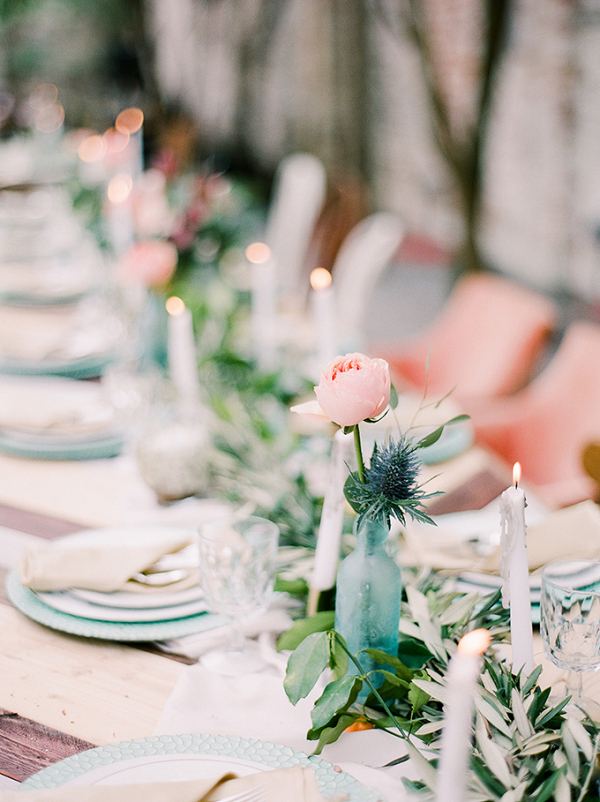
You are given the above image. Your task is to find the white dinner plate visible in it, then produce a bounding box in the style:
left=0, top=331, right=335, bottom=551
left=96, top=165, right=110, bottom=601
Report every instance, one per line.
left=71, top=584, right=204, bottom=610
left=20, top=734, right=383, bottom=801
left=34, top=589, right=208, bottom=623
left=6, top=571, right=227, bottom=641
left=454, top=571, right=541, bottom=623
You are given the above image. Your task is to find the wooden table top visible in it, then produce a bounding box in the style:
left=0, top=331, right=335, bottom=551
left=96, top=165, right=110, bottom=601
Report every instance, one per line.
left=0, top=502, right=195, bottom=783
left=0, top=453, right=516, bottom=785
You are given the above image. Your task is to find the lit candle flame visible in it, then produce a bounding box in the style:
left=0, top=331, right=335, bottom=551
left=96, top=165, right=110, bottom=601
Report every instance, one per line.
left=35, top=102, right=64, bottom=133
left=245, top=242, right=271, bottom=264
left=29, top=83, right=58, bottom=110
left=166, top=296, right=186, bottom=316
left=513, top=462, right=522, bottom=488
left=103, top=127, right=130, bottom=154
left=107, top=173, right=133, bottom=204
left=457, top=628, right=491, bottom=656
left=78, top=134, right=106, bottom=163
left=115, top=107, right=144, bottom=135
left=310, top=267, right=332, bottom=290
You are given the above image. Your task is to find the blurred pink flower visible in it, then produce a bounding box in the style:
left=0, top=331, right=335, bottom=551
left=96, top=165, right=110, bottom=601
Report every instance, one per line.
left=117, top=239, right=178, bottom=287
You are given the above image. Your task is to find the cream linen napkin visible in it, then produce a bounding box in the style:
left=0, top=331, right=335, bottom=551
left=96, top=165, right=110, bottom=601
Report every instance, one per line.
left=402, top=499, right=600, bottom=575
left=155, top=659, right=404, bottom=800
left=481, top=499, right=600, bottom=573
left=0, top=303, right=116, bottom=362
left=0, top=767, right=331, bottom=801
left=18, top=528, right=198, bottom=592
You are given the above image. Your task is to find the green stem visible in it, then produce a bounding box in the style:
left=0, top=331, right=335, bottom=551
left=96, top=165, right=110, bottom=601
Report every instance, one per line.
left=335, top=634, right=408, bottom=740
left=353, top=425, right=365, bottom=483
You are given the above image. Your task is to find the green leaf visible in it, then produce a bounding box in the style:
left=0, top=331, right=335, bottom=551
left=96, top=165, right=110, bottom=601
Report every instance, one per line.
left=343, top=425, right=355, bottom=435
left=415, top=415, right=470, bottom=450
left=276, top=612, right=335, bottom=652
left=343, top=472, right=364, bottom=515
left=308, top=713, right=356, bottom=754
left=404, top=741, right=437, bottom=789
left=397, top=637, right=434, bottom=669
left=327, top=630, right=348, bottom=680
left=362, top=648, right=414, bottom=678
left=273, top=575, right=308, bottom=598
left=444, top=413, right=471, bottom=425
left=527, top=686, right=551, bottom=723
left=471, top=756, right=507, bottom=797
left=566, top=717, right=594, bottom=761
left=415, top=425, right=444, bottom=449
left=521, top=664, right=544, bottom=696
left=389, top=384, right=399, bottom=410
left=411, top=678, right=448, bottom=705
left=311, top=675, right=362, bottom=731
left=535, top=695, right=571, bottom=729
left=531, top=768, right=562, bottom=802
left=408, top=682, right=430, bottom=713
left=375, top=670, right=411, bottom=690
left=284, top=631, right=329, bottom=705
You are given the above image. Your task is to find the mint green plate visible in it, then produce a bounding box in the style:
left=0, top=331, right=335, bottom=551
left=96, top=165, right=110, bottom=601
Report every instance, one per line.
left=0, top=431, right=124, bottom=460
left=6, top=570, right=228, bottom=641
left=20, top=734, right=383, bottom=800
left=0, top=351, right=115, bottom=379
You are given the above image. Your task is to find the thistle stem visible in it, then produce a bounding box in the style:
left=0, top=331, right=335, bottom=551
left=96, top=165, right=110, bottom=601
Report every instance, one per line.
left=335, top=634, right=407, bottom=740
left=353, top=425, right=366, bottom=483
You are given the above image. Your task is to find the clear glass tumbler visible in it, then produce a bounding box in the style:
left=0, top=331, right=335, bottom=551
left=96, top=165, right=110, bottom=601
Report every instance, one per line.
left=198, top=514, right=279, bottom=676
left=540, top=559, right=600, bottom=715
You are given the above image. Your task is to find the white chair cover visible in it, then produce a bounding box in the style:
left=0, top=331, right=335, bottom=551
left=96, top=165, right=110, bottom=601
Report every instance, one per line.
left=333, top=211, right=405, bottom=351
left=264, top=152, right=327, bottom=299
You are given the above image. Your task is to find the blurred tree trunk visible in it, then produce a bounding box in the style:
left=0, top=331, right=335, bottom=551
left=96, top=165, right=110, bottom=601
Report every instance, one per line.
left=374, top=0, right=511, bottom=274
left=234, top=0, right=289, bottom=170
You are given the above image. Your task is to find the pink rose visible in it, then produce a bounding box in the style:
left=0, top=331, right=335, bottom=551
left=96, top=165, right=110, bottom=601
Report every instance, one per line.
left=117, top=239, right=178, bottom=287
left=314, top=353, right=391, bottom=427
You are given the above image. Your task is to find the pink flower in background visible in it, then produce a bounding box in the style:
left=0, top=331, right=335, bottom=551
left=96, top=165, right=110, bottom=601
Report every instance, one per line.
left=117, top=239, right=178, bottom=287
left=292, top=353, right=391, bottom=428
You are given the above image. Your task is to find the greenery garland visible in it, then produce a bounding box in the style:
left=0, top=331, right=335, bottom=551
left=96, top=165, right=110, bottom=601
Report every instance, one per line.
left=280, top=571, right=600, bottom=801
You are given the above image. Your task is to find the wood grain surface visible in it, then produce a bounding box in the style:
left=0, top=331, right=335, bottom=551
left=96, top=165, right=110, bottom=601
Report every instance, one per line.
left=0, top=709, right=95, bottom=782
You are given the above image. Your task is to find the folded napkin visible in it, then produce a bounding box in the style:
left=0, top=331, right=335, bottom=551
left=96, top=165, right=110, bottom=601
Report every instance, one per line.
left=482, top=498, right=600, bottom=573
left=403, top=499, right=600, bottom=576
left=18, top=528, right=199, bottom=593
left=0, top=767, right=331, bottom=801
left=0, top=302, right=118, bottom=363
left=0, top=376, right=116, bottom=438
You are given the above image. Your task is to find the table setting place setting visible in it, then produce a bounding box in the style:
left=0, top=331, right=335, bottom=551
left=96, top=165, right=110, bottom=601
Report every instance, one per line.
left=2, top=129, right=600, bottom=802
left=4, top=352, right=600, bottom=802
left=0, top=374, right=126, bottom=460
left=4, top=512, right=385, bottom=802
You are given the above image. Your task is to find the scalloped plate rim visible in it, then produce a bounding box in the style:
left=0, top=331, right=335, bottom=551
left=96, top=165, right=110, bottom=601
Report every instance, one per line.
left=20, top=733, right=383, bottom=801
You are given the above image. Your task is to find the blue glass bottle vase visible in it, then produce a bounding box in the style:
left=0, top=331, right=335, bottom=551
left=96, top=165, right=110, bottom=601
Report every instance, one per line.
left=334, top=516, right=402, bottom=689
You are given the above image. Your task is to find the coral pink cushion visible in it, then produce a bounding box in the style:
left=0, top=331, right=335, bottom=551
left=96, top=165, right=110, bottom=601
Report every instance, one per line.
left=384, top=273, right=557, bottom=403
left=470, top=321, right=600, bottom=500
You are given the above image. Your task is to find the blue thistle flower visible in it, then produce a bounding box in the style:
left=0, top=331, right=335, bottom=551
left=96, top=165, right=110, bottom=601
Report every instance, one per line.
left=365, top=439, right=422, bottom=502
left=344, top=434, right=439, bottom=528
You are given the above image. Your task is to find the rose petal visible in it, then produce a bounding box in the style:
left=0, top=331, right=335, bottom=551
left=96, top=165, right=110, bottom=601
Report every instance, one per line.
left=289, top=400, right=330, bottom=421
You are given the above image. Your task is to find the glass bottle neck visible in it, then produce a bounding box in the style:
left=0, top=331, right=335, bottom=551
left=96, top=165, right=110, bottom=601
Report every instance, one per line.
left=354, top=517, right=389, bottom=553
